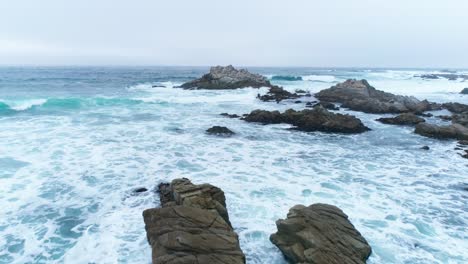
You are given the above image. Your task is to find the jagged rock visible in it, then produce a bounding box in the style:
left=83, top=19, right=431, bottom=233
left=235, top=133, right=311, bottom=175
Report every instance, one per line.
left=180, top=65, right=271, bottom=89
left=313, top=102, right=339, bottom=110
left=143, top=178, right=245, bottom=264
left=220, top=113, right=240, bottom=118
left=442, top=102, right=468, bottom=114
left=461, top=88, right=468, bottom=95
left=376, top=113, right=425, bottom=125
left=270, top=204, right=372, bottom=264
left=414, top=123, right=468, bottom=140
left=295, top=89, right=307, bottom=94
left=206, top=126, right=235, bottom=136
left=316, top=79, right=439, bottom=114
left=243, top=106, right=370, bottom=134
left=258, top=86, right=300, bottom=102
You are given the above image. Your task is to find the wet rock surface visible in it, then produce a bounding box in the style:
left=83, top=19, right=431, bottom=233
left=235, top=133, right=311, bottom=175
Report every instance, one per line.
left=376, top=113, right=425, bottom=125
left=442, top=102, right=468, bottom=114
left=243, top=106, right=370, bottom=134
left=143, top=178, right=245, bottom=264
left=180, top=65, right=271, bottom=89
left=414, top=123, right=468, bottom=140
left=206, top=126, right=235, bottom=136
left=258, top=86, right=300, bottom=102
left=270, top=204, right=372, bottom=264
left=316, top=79, right=438, bottom=114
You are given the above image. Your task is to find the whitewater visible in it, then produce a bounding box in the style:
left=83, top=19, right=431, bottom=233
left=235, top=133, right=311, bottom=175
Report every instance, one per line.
left=0, top=67, right=467, bottom=264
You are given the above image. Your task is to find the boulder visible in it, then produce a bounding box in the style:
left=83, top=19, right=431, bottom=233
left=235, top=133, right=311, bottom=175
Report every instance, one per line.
left=243, top=106, right=370, bottom=134
left=270, top=204, right=371, bottom=264
left=452, top=112, right=468, bottom=127
left=414, top=123, right=468, bottom=140
left=316, top=79, right=439, bottom=114
left=460, top=88, right=468, bottom=95
left=258, top=86, right=300, bottom=102
left=442, top=102, right=468, bottom=114
left=206, top=126, right=235, bottom=136
left=180, top=65, right=271, bottom=89
left=376, top=113, right=425, bottom=125
left=143, top=178, right=245, bottom=264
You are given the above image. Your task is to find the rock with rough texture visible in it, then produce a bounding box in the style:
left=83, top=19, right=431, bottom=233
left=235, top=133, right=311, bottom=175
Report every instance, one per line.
left=181, top=65, right=271, bottom=89
left=270, top=204, right=372, bottom=264
left=461, top=88, right=468, bottom=95
left=452, top=112, right=468, bottom=127
left=442, top=102, right=468, bottom=114
left=143, top=178, right=245, bottom=264
left=376, top=113, right=425, bottom=125
left=243, top=106, right=370, bottom=134
left=414, top=123, right=468, bottom=140
left=316, top=79, right=439, bottom=114
left=206, top=126, right=235, bottom=136
left=258, top=86, right=300, bottom=102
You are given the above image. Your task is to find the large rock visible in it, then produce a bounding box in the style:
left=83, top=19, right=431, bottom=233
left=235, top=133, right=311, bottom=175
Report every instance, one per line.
left=316, top=79, right=439, bottom=114
left=376, top=113, right=425, bottom=125
left=143, top=178, right=245, bottom=264
left=258, top=86, right=300, bottom=102
left=180, top=65, right=271, bottom=89
left=243, top=106, right=370, bottom=134
left=270, top=204, right=372, bottom=264
left=414, top=123, right=468, bottom=140
left=442, top=102, right=468, bottom=114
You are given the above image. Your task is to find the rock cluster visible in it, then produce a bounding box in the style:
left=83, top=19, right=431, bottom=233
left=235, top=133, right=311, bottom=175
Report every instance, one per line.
left=258, top=86, right=300, bottom=102
left=376, top=113, right=425, bottom=126
left=180, top=65, right=271, bottom=89
left=270, top=204, right=372, bottom=264
left=142, top=178, right=245, bottom=264
left=316, top=79, right=438, bottom=114
left=243, top=106, right=370, bottom=134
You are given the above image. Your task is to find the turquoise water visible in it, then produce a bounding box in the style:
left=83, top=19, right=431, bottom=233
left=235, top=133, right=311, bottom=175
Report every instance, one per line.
left=0, top=67, right=467, bottom=263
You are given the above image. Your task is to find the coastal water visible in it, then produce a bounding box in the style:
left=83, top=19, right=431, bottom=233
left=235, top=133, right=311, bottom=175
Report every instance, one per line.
left=0, top=67, right=467, bottom=264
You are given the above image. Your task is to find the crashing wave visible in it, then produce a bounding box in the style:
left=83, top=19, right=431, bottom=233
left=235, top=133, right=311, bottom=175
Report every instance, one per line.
left=271, top=75, right=303, bottom=81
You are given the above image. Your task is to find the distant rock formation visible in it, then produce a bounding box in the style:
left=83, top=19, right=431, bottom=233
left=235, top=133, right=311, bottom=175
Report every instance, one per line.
left=376, top=113, right=425, bottom=125
left=416, top=73, right=468, bottom=81
left=316, top=79, right=439, bottom=114
left=257, top=86, right=300, bottom=102
left=242, top=106, right=370, bottom=134
left=142, top=178, right=245, bottom=264
left=180, top=65, right=272, bottom=89
left=206, top=126, right=235, bottom=136
left=270, top=204, right=372, bottom=264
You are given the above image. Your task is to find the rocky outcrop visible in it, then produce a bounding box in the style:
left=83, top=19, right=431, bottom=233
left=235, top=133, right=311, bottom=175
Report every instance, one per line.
left=270, top=204, right=371, bottom=264
left=243, top=106, right=370, bottom=134
left=442, top=102, right=468, bottom=114
left=416, top=73, right=468, bottom=81
left=258, top=86, right=300, bottom=102
left=206, top=126, right=235, bottom=136
left=461, top=88, right=468, bottom=95
left=414, top=123, right=468, bottom=140
left=453, top=112, right=468, bottom=127
left=143, top=178, right=245, bottom=264
left=316, top=79, right=439, bottom=114
left=180, top=65, right=271, bottom=89
left=376, top=113, right=425, bottom=125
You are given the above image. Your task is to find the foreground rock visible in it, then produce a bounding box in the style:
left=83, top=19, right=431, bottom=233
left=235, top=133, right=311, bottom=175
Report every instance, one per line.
left=143, top=178, right=245, bottom=264
left=258, top=86, right=300, bottom=102
left=376, top=113, right=425, bottom=125
left=206, top=126, right=235, bottom=136
left=316, top=79, right=438, bottom=114
left=180, top=65, right=271, bottom=89
left=442, top=102, right=468, bottom=114
left=461, top=88, right=468, bottom=95
left=243, top=106, right=370, bottom=134
left=415, top=123, right=468, bottom=140
left=271, top=204, right=372, bottom=264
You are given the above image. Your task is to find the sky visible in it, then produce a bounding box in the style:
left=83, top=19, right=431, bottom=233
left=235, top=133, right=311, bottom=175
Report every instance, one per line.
left=0, top=0, right=467, bottom=68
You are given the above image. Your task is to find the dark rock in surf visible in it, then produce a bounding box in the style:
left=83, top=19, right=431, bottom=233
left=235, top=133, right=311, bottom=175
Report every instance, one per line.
left=414, top=123, right=468, bottom=140
left=316, top=79, right=439, bottom=114
left=376, top=113, right=425, bottom=126
left=143, top=178, right=245, bottom=264
left=314, top=102, right=339, bottom=110
left=206, top=126, right=235, bottom=136
left=258, top=86, right=300, bottom=102
left=461, top=88, right=468, bottom=95
left=134, top=187, right=148, bottom=193
left=270, top=203, right=372, bottom=264
left=220, top=113, right=240, bottom=118
left=421, top=146, right=430, bottom=150
left=438, top=115, right=452, bottom=121
left=180, top=65, right=271, bottom=90
left=417, top=73, right=468, bottom=81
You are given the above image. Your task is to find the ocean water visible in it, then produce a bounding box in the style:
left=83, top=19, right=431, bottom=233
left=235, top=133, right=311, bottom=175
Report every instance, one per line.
left=0, top=66, right=467, bottom=264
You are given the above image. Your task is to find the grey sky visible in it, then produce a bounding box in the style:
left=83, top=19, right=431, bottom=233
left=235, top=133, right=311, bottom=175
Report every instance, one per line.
left=0, top=0, right=467, bottom=67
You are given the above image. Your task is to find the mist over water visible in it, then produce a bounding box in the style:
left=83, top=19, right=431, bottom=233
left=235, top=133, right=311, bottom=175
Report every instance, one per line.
left=0, top=67, right=467, bottom=263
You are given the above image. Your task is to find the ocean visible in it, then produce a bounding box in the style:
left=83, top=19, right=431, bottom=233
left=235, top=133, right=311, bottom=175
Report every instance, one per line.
left=0, top=66, right=467, bottom=263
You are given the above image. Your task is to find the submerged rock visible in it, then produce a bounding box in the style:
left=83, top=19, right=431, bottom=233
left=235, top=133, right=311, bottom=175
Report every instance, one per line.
left=414, top=123, right=468, bottom=140
left=460, top=88, right=468, bottom=95
left=220, top=113, right=240, bottom=118
left=180, top=65, right=271, bottom=89
left=143, top=178, right=245, bottom=264
left=270, top=204, right=372, bottom=264
left=243, top=106, right=370, bottom=134
left=258, top=86, right=300, bottom=102
left=206, top=126, right=235, bottom=136
left=421, top=146, right=430, bottom=150
left=316, top=79, right=439, bottom=114
left=376, top=113, right=425, bottom=125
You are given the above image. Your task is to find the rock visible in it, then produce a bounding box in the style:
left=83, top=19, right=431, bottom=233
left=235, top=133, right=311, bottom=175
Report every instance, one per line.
left=414, top=123, right=468, bottom=140
left=313, top=102, right=339, bottom=110
left=416, top=73, right=468, bottom=81
left=416, top=112, right=433, bottom=117
left=180, top=65, right=271, bottom=89
left=458, top=140, right=468, bottom=146
left=442, top=102, right=468, bottom=114
left=206, top=126, right=235, bottom=136
left=152, top=84, right=165, bottom=88
left=258, top=86, right=300, bottom=102
left=270, top=204, right=372, bottom=264
left=376, top=113, right=425, bottom=125
left=421, top=146, right=430, bottom=150
left=134, top=187, right=148, bottom=193
left=438, top=115, right=453, bottom=121
left=461, top=88, right=468, bottom=95
left=295, top=89, right=307, bottom=94
left=452, top=112, right=468, bottom=127
left=220, top=113, right=240, bottom=118
left=143, top=178, right=245, bottom=264
left=294, top=100, right=302, bottom=104
left=243, top=106, right=370, bottom=134
left=316, top=79, right=439, bottom=114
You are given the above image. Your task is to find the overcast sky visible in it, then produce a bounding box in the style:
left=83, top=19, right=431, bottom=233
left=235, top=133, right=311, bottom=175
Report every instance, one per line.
left=0, top=0, right=467, bottom=67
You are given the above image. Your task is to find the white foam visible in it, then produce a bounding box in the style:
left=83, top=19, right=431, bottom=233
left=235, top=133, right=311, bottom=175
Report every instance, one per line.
left=302, top=75, right=336, bottom=82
